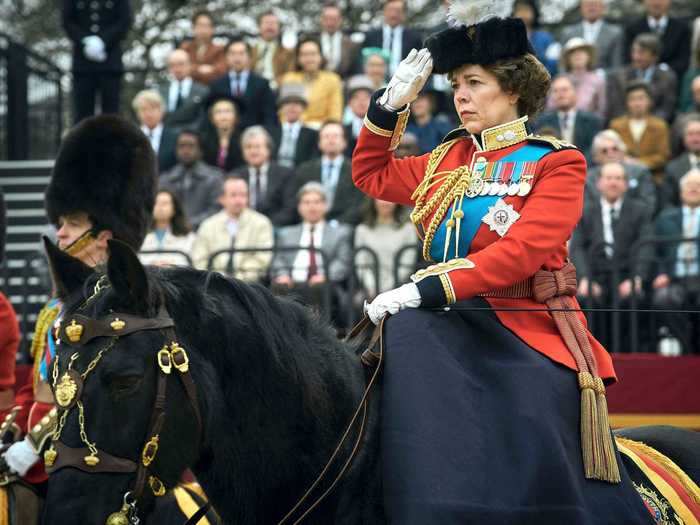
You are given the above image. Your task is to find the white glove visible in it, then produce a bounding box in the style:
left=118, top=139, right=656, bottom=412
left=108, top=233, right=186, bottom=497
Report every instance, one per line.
left=378, top=48, right=433, bottom=111
left=365, top=283, right=422, bottom=325
left=2, top=438, right=39, bottom=477
left=82, top=36, right=106, bottom=62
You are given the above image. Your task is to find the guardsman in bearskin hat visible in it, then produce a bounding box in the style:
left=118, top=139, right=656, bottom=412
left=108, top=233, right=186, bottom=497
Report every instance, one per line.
left=353, top=1, right=656, bottom=522
left=0, top=115, right=156, bottom=488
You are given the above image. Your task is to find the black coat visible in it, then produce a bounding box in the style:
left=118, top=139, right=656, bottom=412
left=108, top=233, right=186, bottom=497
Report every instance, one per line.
left=209, top=71, right=277, bottom=130
left=533, top=110, right=602, bottom=159
left=359, top=26, right=423, bottom=72
left=654, top=207, right=700, bottom=279
left=268, top=125, right=320, bottom=167
left=201, top=130, right=244, bottom=173
left=62, top=0, right=131, bottom=73
left=229, top=163, right=298, bottom=226
left=624, top=17, right=691, bottom=80
left=157, top=126, right=179, bottom=173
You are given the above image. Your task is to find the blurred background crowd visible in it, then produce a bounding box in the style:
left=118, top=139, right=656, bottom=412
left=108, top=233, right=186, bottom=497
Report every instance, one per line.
left=2, top=0, right=700, bottom=355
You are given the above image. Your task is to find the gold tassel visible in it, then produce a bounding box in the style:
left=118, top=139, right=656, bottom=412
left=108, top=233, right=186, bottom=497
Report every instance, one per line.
left=595, top=377, right=621, bottom=483
left=579, top=372, right=600, bottom=480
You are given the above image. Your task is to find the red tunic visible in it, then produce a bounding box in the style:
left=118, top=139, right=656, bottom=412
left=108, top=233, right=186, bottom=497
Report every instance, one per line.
left=352, top=104, right=615, bottom=381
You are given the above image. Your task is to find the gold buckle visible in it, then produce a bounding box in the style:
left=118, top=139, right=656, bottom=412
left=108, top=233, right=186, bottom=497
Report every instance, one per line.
left=157, top=347, right=172, bottom=375
left=148, top=475, right=166, bottom=497
left=170, top=343, right=189, bottom=373
left=141, top=435, right=159, bottom=466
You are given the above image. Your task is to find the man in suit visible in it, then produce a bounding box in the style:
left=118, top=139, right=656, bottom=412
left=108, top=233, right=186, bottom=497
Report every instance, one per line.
left=250, top=10, right=294, bottom=90
left=209, top=38, right=277, bottom=130
left=179, top=11, right=227, bottom=85
left=570, top=161, right=653, bottom=350
left=315, top=2, right=358, bottom=79
left=362, top=0, right=423, bottom=76
left=229, top=126, right=297, bottom=226
left=271, top=181, right=353, bottom=316
left=132, top=89, right=178, bottom=173
left=155, top=49, right=208, bottom=132
left=344, top=75, right=374, bottom=156
left=586, top=129, right=657, bottom=212
left=533, top=76, right=602, bottom=157
left=624, top=0, right=691, bottom=81
left=62, top=0, right=131, bottom=122
left=269, top=83, right=320, bottom=168
left=664, top=117, right=700, bottom=207
left=559, top=0, right=624, bottom=70
left=296, top=121, right=367, bottom=225
left=192, top=176, right=273, bottom=282
left=159, top=130, right=223, bottom=229
left=652, top=169, right=700, bottom=354
left=607, top=33, right=677, bottom=123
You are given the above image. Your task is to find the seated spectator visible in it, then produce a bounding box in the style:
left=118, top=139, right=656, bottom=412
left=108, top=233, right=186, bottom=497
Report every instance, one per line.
left=406, top=88, right=453, bottom=154
left=250, top=10, right=294, bottom=90
left=343, top=75, right=374, bottom=156
left=132, top=89, right=178, bottom=173
left=281, top=37, right=343, bottom=129
left=534, top=76, right=602, bottom=158
left=586, top=129, right=656, bottom=212
left=608, top=33, right=677, bottom=123
left=665, top=116, right=700, bottom=207
left=159, top=130, right=223, bottom=230
left=651, top=170, right=700, bottom=355
left=155, top=49, right=209, bottom=133
left=317, top=2, right=358, bottom=79
left=548, top=38, right=606, bottom=119
left=269, top=84, right=320, bottom=168
left=678, top=47, right=700, bottom=113
left=610, top=81, right=670, bottom=183
left=361, top=48, right=390, bottom=90
left=512, top=0, right=559, bottom=75
left=209, top=38, right=277, bottom=130
left=192, top=176, right=273, bottom=281
left=270, top=182, right=352, bottom=314
left=179, top=10, right=227, bottom=85
left=0, top=291, right=19, bottom=420
left=570, top=162, right=653, bottom=349
left=296, top=121, right=367, bottom=225
left=558, top=0, right=624, bottom=70
left=229, top=126, right=297, bottom=226
left=139, top=189, right=196, bottom=267
left=394, top=131, right=421, bottom=159
left=201, top=95, right=245, bottom=172
left=354, top=198, right=417, bottom=298
left=672, top=83, right=700, bottom=155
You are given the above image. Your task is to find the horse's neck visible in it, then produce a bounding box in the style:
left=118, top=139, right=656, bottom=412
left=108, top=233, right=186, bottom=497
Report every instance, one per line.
left=194, top=340, right=374, bottom=524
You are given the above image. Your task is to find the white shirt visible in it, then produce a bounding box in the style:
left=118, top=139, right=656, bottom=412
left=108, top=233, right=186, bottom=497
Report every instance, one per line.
left=382, top=24, right=403, bottom=75
left=229, top=69, right=250, bottom=95
left=321, top=31, right=342, bottom=72
left=141, top=124, right=163, bottom=153
left=600, top=197, right=623, bottom=258
left=558, top=109, right=576, bottom=144
left=226, top=217, right=239, bottom=239
left=677, top=206, right=700, bottom=277
left=582, top=19, right=603, bottom=44
left=647, top=15, right=668, bottom=34
left=321, top=155, right=343, bottom=205
left=248, top=163, right=269, bottom=210
left=689, top=152, right=700, bottom=170
left=292, top=221, right=325, bottom=283
left=629, top=118, right=648, bottom=143
left=168, top=77, right=192, bottom=112
left=278, top=121, right=302, bottom=168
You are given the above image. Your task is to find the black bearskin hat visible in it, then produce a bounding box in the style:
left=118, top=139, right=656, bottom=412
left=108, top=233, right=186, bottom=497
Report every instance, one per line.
left=425, top=0, right=535, bottom=75
left=45, top=115, right=157, bottom=250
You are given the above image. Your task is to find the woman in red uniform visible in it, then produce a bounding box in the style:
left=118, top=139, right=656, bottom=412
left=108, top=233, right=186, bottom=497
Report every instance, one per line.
left=352, top=4, right=655, bottom=524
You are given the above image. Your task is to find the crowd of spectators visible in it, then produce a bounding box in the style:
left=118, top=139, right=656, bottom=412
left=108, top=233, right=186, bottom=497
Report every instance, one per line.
left=58, top=0, right=700, bottom=352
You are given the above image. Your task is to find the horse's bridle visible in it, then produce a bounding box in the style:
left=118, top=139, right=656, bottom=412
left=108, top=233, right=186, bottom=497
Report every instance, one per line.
left=46, top=296, right=204, bottom=525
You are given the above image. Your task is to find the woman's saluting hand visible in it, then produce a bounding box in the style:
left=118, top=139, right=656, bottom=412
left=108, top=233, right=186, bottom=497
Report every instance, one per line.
left=378, top=48, right=433, bottom=111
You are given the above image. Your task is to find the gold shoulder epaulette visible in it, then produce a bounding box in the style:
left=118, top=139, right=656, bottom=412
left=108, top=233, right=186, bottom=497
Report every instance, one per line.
left=528, top=135, right=579, bottom=151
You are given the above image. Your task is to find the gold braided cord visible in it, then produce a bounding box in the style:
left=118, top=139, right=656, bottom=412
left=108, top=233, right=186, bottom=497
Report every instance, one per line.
left=30, top=303, right=61, bottom=392
left=410, top=139, right=459, bottom=210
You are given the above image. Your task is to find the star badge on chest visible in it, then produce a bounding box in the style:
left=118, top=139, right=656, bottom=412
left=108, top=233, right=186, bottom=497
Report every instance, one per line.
left=482, top=198, right=520, bottom=237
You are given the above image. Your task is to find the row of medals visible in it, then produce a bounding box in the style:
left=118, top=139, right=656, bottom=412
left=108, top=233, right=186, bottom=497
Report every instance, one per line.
left=464, top=162, right=534, bottom=198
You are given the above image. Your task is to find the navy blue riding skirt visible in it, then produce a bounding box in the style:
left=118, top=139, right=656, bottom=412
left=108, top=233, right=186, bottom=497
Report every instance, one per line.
left=381, top=298, right=655, bottom=525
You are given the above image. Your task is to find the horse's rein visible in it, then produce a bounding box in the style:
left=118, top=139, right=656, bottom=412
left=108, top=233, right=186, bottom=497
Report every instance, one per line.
left=277, top=315, right=385, bottom=525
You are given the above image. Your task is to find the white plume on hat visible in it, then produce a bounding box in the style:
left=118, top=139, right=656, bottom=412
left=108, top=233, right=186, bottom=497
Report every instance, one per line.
left=446, top=0, right=514, bottom=28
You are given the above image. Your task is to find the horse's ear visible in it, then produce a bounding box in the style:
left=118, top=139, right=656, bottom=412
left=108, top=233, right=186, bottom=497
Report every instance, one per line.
left=107, top=239, right=150, bottom=311
left=43, top=236, right=94, bottom=300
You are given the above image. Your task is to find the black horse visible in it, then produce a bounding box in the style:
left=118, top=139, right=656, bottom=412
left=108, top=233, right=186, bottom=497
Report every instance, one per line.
left=41, top=239, right=699, bottom=524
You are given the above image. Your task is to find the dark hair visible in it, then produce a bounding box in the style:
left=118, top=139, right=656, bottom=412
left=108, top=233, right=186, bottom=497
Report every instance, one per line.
left=512, top=0, right=540, bottom=28
left=192, top=10, right=214, bottom=26
left=625, top=80, right=652, bottom=99
left=226, top=37, right=252, bottom=56
left=633, top=33, right=661, bottom=57
left=257, top=10, right=278, bottom=26
left=294, top=37, right=327, bottom=71
left=177, top=129, right=202, bottom=146
left=361, top=198, right=405, bottom=228
left=152, top=190, right=191, bottom=236
left=470, top=53, right=551, bottom=118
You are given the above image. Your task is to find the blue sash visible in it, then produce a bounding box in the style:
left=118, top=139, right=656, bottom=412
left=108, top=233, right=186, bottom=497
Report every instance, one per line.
left=429, top=144, right=552, bottom=262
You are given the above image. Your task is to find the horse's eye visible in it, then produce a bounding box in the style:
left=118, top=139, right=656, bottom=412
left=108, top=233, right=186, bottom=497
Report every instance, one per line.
left=109, top=375, right=142, bottom=397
